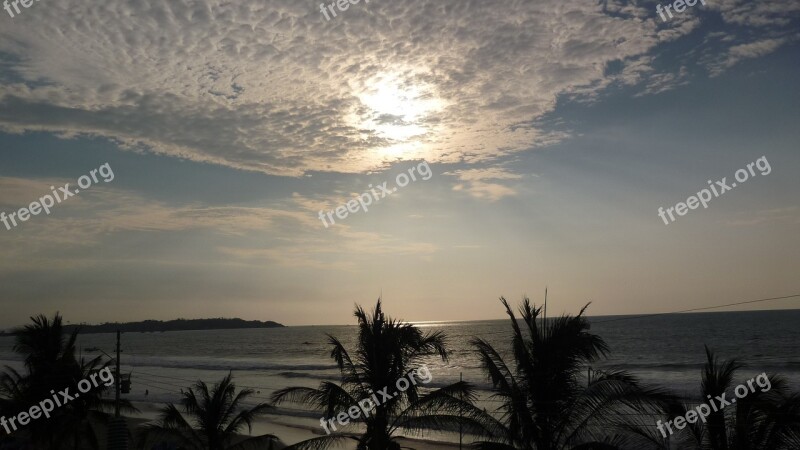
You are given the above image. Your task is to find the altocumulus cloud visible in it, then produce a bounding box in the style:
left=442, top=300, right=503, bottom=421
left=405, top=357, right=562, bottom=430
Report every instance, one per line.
left=0, top=0, right=797, bottom=177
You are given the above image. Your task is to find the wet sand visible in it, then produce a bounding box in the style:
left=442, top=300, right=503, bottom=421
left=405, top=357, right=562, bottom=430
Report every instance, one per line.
left=128, top=402, right=462, bottom=449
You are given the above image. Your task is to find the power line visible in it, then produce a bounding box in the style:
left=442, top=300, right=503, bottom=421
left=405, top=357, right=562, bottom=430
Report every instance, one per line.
left=135, top=370, right=279, bottom=394
left=593, top=293, right=800, bottom=324
left=135, top=375, right=184, bottom=390
left=105, top=294, right=800, bottom=419
left=135, top=370, right=202, bottom=384
left=133, top=373, right=309, bottom=413
left=135, top=380, right=176, bottom=393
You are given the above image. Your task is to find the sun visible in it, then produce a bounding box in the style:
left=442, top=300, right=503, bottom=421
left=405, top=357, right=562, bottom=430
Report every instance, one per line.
left=348, top=71, right=444, bottom=162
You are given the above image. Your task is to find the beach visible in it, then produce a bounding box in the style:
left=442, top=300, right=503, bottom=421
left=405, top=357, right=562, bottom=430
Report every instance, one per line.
left=3, top=310, right=798, bottom=447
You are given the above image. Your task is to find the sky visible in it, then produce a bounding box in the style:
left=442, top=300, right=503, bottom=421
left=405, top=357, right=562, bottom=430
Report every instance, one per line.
left=0, top=0, right=798, bottom=328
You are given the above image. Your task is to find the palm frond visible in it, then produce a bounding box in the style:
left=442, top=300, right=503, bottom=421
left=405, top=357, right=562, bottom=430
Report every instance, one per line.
left=223, top=401, right=273, bottom=435
left=272, top=382, right=356, bottom=419
left=282, top=433, right=356, bottom=450
left=226, top=434, right=281, bottom=450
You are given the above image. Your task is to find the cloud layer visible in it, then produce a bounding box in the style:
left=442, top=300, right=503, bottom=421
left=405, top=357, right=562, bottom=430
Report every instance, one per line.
left=1, top=0, right=795, bottom=177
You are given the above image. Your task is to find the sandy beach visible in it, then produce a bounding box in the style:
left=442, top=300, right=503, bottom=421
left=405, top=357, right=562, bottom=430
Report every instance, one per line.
left=127, top=402, right=463, bottom=449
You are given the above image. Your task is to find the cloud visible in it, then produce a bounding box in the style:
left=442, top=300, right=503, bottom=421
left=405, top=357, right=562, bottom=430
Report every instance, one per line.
left=705, top=38, right=791, bottom=77
left=0, top=0, right=796, bottom=177
left=445, top=168, right=525, bottom=201
left=0, top=177, right=72, bottom=207
left=635, top=66, right=690, bottom=96
left=725, top=207, right=800, bottom=227
left=696, top=0, right=800, bottom=76
left=0, top=0, right=681, bottom=175
left=707, top=0, right=800, bottom=27
left=0, top=177, right=438, bottom=271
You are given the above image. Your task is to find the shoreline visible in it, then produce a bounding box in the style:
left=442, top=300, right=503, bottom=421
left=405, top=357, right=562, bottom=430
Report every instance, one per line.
left=129, top=401, right=463, bottom=449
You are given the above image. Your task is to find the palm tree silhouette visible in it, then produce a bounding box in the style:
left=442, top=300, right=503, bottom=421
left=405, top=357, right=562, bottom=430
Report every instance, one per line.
left=138, top=372, right=277, bottom=450
left=0, top=313, right=133, bottom=449
left=661, top=347, right=800, bottom=449
left=272, top=299, right=488, bottom=450
left=471, top=297, right=675, bottom=450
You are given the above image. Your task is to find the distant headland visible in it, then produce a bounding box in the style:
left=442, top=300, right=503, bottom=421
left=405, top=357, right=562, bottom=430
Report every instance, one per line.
left=0, top=318, right=285, bottom=336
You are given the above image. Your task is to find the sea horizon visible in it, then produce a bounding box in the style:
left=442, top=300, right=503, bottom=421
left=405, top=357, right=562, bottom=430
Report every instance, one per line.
left=4, top=308, right=798, bottom=447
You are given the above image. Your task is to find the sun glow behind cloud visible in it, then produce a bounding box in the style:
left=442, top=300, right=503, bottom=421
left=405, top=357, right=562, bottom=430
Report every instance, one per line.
left=348, top=71, right=446, bottom=164
left=0, top=0, right=794, bottom=176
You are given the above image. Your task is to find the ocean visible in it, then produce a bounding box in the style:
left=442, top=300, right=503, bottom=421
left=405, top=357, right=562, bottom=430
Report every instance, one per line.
left=1, top=309, right=798, bottom=442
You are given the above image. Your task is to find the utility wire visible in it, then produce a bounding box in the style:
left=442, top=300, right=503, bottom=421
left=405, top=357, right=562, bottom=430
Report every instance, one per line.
left=108, top=293, right=800, bottom=417
left=593, top=293, right=800, bottom=324
left=136, top=369, right=284, bottom=394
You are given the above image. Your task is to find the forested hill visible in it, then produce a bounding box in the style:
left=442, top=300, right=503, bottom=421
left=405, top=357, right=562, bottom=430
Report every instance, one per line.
left=1, top=318, right=285, bottom=335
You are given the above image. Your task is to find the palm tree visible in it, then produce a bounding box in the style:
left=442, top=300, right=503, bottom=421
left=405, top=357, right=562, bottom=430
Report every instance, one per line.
left=0, top=313, right=132, bottom=449
left=138, top=372, right=278, bottom=450
left=14, top=313, right=78, bottom=373
left=271, top=299, right=489, bottom=450
left=56, top=360, right=136, bottom=450
left=8, top=313, right=81, bottom=413
left=662, top=347, right=800, bottom=450
left=471, top=297, right=676, bottom=450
